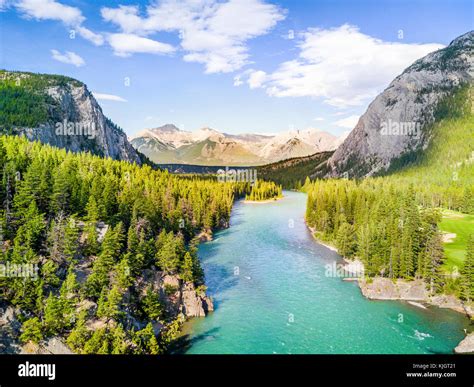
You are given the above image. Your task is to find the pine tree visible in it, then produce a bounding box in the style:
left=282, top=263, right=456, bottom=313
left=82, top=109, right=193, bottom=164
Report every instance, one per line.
left=141, top=286, right=162, bottom=321
left=461, top=235, right=474, bottom=302
left=424, top=232, right=445, bottom=294
left=19, top=317, right=43, bottom=344
left=111, top=324, right=128, bottom=354
left=67, top=311, right=89, bottom=353
left=43, top=292, right=63, bottom=335
left=180, top=252, right=194, bottom=282
left=63, top=218, right=79, bottom=262
left=336, top=222, right=356, bottom=258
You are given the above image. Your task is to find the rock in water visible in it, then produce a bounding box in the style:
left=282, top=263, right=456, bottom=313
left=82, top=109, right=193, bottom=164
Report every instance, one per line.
left=454, top=333, right=474, bottom=353
left=181, top=283, right=206, bottom=317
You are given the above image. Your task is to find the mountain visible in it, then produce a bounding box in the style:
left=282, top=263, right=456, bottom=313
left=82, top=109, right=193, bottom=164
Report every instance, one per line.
left=257, top=151, right=334, bottom=188
left=259, top=129, right=340, bottom=162
left=326, top=31, right=474, bottom=178
left=131, top=125, right=340, bottom=166
left=0, top=70, right=142, bottom=164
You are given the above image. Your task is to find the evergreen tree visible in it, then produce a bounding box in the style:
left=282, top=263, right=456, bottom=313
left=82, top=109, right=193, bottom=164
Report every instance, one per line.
left=19, top=317, right=43, bottom=344
left=461, top=235, right=474, bottom=302
left=43, top=292, right=63, bottom=335
left=67, top=311, right=90, bottom=353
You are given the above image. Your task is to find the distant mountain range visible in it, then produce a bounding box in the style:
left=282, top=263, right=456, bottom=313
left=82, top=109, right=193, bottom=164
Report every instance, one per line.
left=130, top=124, right=344, bottom=166
left=2, top=32, right=470, bottom=176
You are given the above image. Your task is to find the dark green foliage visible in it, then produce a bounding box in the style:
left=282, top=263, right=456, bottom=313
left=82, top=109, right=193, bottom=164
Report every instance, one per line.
left=461, top=235, right=474, bottom=302
left=19, top=317, right=43, bottom=344
left=257, top=151, right=333, bottom=189
left=0, top=134, right=237, bottom=354
left=306, top=179, right=446, bottom=286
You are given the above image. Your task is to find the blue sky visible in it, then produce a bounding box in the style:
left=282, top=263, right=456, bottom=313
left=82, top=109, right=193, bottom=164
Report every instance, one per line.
left=0, top=0, right=472, bottom=137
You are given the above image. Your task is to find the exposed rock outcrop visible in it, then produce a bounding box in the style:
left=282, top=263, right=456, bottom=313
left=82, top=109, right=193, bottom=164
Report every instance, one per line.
left=21, top=337, right=74, bottom=355
left=2, top=70, right=142, bottom=164
left=430, top=294, right=466, bottom=314
left=0, top=304, right=21, bottom=354
left=181, top=283, right=206, bottom=317
left=327, top=31, right=474, bottom=177
left=196, top=229, right=213, bottom=242
left=359, top=278, right=429, bottom=300
left=454, top=333, right=474, bottom=353
left=358, top=278, right=473, bottom=318
left=136, top=268, right=213, bottom=319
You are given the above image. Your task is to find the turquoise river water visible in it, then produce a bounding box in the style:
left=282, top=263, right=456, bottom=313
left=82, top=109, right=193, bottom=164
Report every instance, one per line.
left=182, top=191, right=470, bottom=354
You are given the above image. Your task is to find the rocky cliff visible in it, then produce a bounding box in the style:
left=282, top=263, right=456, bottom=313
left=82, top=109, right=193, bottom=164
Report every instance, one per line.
left=0, top=70, right=142, bottom=164
left=327, top=31, right=474, bottom=177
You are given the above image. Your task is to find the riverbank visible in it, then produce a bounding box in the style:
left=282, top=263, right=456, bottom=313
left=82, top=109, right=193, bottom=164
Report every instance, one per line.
left=243, top=196, right=283, bottom=204
left=186, top=191, right=469, bottom=354
left=306, top=224, right=338, bottom=252
left=305, top=222, right=474, bottom=353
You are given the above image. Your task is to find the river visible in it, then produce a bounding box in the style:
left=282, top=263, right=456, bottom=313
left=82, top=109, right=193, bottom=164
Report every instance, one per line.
left=182, top=191, right=469, bottom=354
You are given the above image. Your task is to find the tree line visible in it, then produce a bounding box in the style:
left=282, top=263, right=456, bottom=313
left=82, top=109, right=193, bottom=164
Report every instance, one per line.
left=305, top=178, right=473, bottom=300
left=245, top=180, right=282, bottom=201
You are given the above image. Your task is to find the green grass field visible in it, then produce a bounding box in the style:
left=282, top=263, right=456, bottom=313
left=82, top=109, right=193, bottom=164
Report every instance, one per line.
left=439, top=210, right=474, bottom=273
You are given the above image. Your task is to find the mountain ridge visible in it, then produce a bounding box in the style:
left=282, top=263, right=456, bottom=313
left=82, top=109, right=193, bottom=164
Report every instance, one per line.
left=131, top=124, right=342, bottom=166
left=0, top=70, right=143, bottom=164
left=326, top=30, right=474, bottom=178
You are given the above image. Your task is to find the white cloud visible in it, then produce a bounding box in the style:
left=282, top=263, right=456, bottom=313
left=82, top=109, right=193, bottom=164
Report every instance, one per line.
left=51, top=49, right=85, bottom=67
left=234, top=69, right=267, bottom=88
left=92, top=92, right=127, bottom=102
left=247, top=70, right=267, bottom=89
left=233, top=75, right=244, bottom=86
left=241, top=24, right=443, bottom=107
left=101, top=0, right=286, bottom=73
left=107, top=33, right=175, bottom=57
left=313, top=117, right=325, bottom=121
left=76, top=26, right=105, bottom=46
left=101, top=5, right=148, bottom=35
left=16, top=0, right=84, bottom=24
left=335, top=115, right=360, bottom=129
left=16, top=0, right=103, bottom=45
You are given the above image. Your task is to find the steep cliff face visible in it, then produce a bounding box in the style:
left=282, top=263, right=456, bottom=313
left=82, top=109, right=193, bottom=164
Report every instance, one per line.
left=327, top=31, right=474, bottom=177
left=0, top=70, right=142, bottom=164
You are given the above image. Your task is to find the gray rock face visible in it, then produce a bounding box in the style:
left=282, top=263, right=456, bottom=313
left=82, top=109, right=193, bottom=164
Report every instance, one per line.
left=181, top=282, right=206, bottom=317
left=359, top=278, right=429, bottom=300
left=21, top=337, right=74, bottom=355
left=7, top=71, right=142, bottom=164
left=454, top=332, right=474, bottom=353
left=327, top=31, right=474, bottom=177
left=0, top=304, right=22, bottom=354
left=136, top=268, right=213, bottom=319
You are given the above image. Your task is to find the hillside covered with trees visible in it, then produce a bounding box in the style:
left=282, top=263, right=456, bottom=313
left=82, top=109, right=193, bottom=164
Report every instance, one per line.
left=305, top=87, right=474, bottom=303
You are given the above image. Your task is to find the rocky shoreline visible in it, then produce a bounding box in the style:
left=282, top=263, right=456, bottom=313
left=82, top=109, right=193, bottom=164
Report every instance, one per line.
left=0, top=269, right=214, bottom=354
left=307, top=224, right=474, bottom=353
left=354, top=270, right=474, bottom=354
left=0, top=223, right=217, bottom=355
